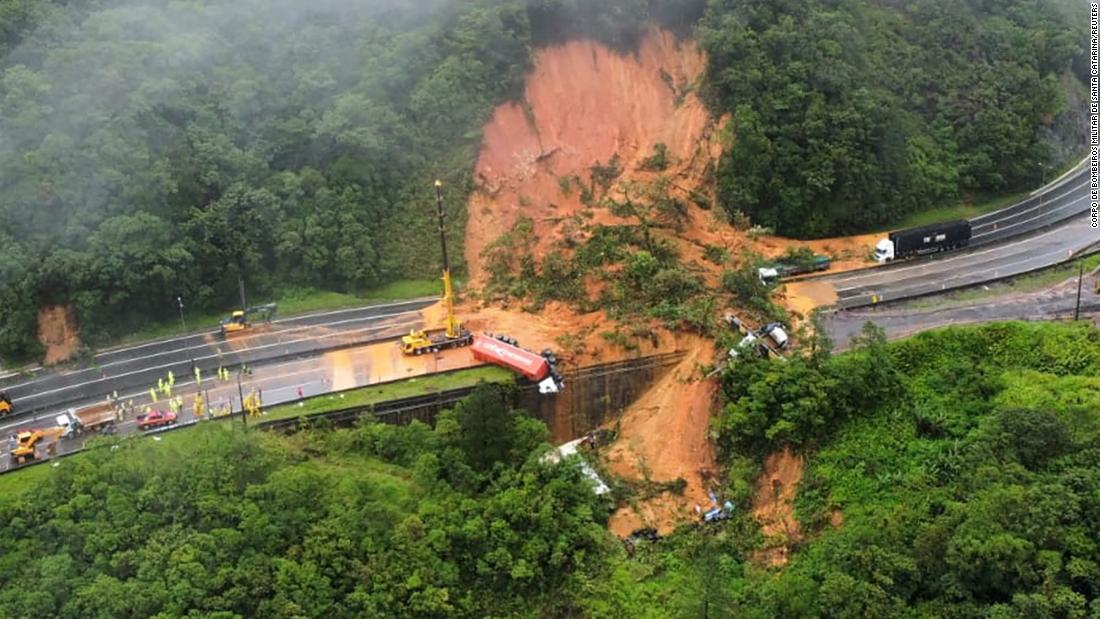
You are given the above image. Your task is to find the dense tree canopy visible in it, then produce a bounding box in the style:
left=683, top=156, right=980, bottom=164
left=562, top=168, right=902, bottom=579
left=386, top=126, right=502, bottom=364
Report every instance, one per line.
left=0, top=0, right=1083, bottom=360
left=0, top=383, right=614, bottom=617
left=698, top=0, right=1086, bottom=237
left=0, top=0, right=699, bottom=360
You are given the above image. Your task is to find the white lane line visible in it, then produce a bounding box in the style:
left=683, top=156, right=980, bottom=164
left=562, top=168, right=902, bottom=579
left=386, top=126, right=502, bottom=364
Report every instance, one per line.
left=830, top=221, right=1079, bottom=289
left=6, top=308, right=423, bottom=391
left=0, top=350, right=356, bottom=433
left=973, top=179, right=1090, bottom=229
left=850, top=242, right=1086, bottom=301
left=90, top=298, right=433, bottom=359
left=1029, top=155, right=1092, bottom=195
left=973, top=187, right=1090, bottom=238
left=831, top=209, right=1091, bottom=292
left=971, top=168, right=1089, bottom=225
left=15, top=318, right=418, bottom=403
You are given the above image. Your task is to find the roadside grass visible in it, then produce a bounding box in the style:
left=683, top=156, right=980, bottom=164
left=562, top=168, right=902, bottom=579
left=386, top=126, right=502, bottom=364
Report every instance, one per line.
left=904, top=252, right=1100, bottom=310
left=884, top=155, right=1085, bottom=231
left=891, top=190, right=1030, bottom=230
left=0, top=423, right=420, bottom=510
left=0, top=363, right=507, bottom=488
left=0, top=461, right=52, bottom=508
left=262, top=365, right=513, bottom=422
left=109, top=278, right=456, bottom=348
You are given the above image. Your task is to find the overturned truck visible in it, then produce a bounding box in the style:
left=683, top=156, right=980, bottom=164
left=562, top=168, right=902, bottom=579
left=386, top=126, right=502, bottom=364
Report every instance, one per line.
left=470, top=333, right=564, bottom=394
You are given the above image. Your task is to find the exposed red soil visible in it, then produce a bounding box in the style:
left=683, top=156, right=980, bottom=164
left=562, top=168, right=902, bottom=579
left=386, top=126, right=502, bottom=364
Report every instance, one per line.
left=461, top=27, right=878, bottom=536
left=605, top=339, right=717, bottom=537
left=37, top=305, right=80, bottom=365
left=752, top=448, right=805, bottom=567
left=465, top=28, right=715, bottom=284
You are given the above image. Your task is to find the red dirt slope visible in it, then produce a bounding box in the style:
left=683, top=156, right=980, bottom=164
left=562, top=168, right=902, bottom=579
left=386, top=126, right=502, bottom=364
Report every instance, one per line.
left=465, top=29, right=712, bottom=283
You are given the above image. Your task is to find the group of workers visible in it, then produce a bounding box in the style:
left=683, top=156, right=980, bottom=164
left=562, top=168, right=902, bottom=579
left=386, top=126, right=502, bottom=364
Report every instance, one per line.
left=136, top=364, right=260, bottom=421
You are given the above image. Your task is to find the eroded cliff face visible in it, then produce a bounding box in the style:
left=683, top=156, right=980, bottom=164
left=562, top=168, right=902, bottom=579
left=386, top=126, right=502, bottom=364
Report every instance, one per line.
left=464, top=28, right=714, bottom=283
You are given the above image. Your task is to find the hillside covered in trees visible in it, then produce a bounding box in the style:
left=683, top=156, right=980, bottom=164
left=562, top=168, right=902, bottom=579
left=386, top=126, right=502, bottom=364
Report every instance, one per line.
left=3, top=322, right=1100, bottom=616
left=700, top=0, right=1089, bottom=237
left=0, top=0, right=1086, bottom=362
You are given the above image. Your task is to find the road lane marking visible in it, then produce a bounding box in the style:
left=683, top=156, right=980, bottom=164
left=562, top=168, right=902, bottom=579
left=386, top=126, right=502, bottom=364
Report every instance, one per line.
left=13, top=318, right=420, bottom=404
left=831, top=211, right=1090, bottom=289
left=91, top=297, right=434, bottom=358
left=6, top=308, right=424, bottom=391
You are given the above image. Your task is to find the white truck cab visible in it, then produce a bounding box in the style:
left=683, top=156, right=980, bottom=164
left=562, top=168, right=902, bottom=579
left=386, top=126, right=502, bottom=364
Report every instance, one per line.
left=728, top=332, right=759, bottom=358
left=55, top=410, right=82, bottom=439
left=873, top=238, right=894, bottom=263
left=757, top=267, right=779, bottom=285
left=762, top=323, right=789, bottom=349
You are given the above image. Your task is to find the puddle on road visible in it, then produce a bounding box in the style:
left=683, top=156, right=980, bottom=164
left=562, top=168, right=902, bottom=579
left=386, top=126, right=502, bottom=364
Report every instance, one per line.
left=326, top=350, right=357, bottom=391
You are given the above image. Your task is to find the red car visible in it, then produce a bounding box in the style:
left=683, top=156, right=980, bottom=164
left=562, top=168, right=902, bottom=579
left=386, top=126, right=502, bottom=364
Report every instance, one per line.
left=136, top=409, right=177, bottom=430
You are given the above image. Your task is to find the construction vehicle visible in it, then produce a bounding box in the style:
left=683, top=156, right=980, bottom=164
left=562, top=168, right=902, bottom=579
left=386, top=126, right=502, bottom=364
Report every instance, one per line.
left=400, top=181, right=473, bottom=355
left=218, top=303, right=277, bottom=338
left=9, top=427, right=65, bottom=466
left=56, top=402, right=118, bottom=439
left=0, top=392, right=12, bottom=417
left=471, top=333, right=564, bottom=393
left=219, top=303, right=277, bottom=338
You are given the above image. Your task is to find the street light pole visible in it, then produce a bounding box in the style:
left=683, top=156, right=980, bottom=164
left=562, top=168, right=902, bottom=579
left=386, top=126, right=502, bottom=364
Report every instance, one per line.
left=1075, top=261, right=1084, bottom=321
left=1038, top=163, right=1046, bottom=213
left=237, top=370, right=247, bottom=428
left=176, top=296, right=186, bottom=332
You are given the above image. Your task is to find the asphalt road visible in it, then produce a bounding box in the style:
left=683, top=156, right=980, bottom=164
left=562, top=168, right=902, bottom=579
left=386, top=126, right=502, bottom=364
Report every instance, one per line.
left=0, top=299, right=433, bottom=416
left=0, top=332, right=491, bottom=472
left=820, top=161, right=1098, bottom=309
left=823, top=270, right=1100, bottom=351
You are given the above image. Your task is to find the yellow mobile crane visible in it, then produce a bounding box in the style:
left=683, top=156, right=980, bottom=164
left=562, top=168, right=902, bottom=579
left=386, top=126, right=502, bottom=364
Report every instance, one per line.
left=400, top=181, right=473, bottom=355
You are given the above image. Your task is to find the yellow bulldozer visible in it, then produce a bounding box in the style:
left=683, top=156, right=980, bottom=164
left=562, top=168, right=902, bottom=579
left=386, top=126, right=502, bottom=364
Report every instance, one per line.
left=400, top=181, right=472, bottom=355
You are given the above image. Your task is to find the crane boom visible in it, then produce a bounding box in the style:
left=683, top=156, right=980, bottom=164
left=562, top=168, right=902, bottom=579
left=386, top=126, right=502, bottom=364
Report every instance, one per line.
left=397, top=181, right=472, bottom=355
left=436, top=180, right=461, bottom=339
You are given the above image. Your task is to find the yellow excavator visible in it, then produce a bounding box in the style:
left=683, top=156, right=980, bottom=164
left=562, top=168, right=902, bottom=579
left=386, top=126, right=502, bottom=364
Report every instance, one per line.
left=400, top=181, right=473, bottom=355
left=10, top=427, right=65, bottom=466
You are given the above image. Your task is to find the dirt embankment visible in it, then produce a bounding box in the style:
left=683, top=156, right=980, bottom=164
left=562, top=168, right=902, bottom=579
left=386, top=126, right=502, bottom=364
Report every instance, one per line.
left=465, top=28, right=716, bottom=284
left=458, top=27, right=875, bottom=536
left=752, top=448, right=805, bottom=567
left=38, top=305, right=80, bottom=365
left=605, top=338, right=717, bottom=537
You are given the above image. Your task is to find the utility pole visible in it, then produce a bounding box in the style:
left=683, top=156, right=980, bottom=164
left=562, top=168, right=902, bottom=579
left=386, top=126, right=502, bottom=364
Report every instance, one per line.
left=176, top=296, right=186, bottom=332
left=1038, top=163, right=1046, bottom=213
left=237, top=274, right=247, bottom=312
left=1075, top=260, right=1084, bottom=321
left=237, top=370, right=247, bottom=428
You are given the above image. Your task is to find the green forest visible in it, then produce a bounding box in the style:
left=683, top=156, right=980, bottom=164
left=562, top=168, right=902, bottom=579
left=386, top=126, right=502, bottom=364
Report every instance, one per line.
left=4, top=321, right=1100, bottom=616
left=700, top=0, right=1088, bottom=237
left=0, top=0, right=1084, bottom=361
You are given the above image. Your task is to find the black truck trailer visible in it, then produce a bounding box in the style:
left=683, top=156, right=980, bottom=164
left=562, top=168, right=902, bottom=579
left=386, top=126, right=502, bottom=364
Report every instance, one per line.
left=889, top=219, right=972, bottom=260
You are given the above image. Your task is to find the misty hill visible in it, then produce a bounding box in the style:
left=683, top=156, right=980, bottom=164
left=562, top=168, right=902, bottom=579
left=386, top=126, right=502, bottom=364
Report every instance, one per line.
left=0, top=0, right=1086, bottom=361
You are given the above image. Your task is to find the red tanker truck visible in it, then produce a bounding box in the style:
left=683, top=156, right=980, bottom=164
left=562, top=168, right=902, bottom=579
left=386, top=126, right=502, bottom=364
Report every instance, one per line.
left=471, top=334, right=564, bottom=394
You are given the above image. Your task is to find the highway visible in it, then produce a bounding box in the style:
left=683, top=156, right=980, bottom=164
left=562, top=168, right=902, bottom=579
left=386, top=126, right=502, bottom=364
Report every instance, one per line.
left=0, top=299, right=434, bottom=416
left=823, top=270, right=1100, bottom=351
left=0, top=330, right=483, bottom=471
left=820, top=160, right=1098, bottom=309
